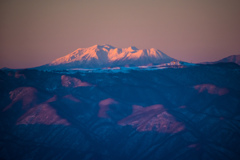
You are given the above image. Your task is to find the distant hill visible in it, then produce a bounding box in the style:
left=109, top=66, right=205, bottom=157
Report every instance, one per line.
left=201, top=54, right=240, bottom=65
left=216, top=55, right=240, bottom=65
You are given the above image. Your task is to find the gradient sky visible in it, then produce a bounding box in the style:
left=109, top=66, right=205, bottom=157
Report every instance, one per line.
left=1, top=0, right=240, bottom=68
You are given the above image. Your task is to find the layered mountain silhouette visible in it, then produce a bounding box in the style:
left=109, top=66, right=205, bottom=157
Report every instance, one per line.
left=1, top=63, right=240, bottom=159
left=1, top=45, right=239, bottom=70
left=1, top=43, right=240, bottom=159
left=35, top=45, right=240, bottom=70
left=37, top=44, right=176, bottom=69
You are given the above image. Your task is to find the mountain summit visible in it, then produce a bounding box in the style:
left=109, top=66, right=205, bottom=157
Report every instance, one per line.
left=40, top=44, right=176, bottom=69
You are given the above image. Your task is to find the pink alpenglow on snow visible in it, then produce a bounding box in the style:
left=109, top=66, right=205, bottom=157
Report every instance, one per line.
left=98, top=98, right=118, bottom=118
left=118, top=104, right=185, bottom=133
left=3, top=88, right=70, bottom=126
left=194, top=84, right=229, bottom=96
left=46, top=44, right=175, bottom=69
left=3, top=87, right=38, bottom=111
left=16, top=103, right=70, bottom=126
left=61, top=75, right=92, bottom=88
left=51, top=45, right=172, bottom=65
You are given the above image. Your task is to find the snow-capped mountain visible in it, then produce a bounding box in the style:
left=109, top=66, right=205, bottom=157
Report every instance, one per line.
left=39, top=44, right=176, bottom=69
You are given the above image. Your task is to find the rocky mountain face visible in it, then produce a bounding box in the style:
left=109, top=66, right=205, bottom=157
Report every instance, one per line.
left=37, top=44, right=176, bottom=69
left=1, top=63, right=240, bottom=159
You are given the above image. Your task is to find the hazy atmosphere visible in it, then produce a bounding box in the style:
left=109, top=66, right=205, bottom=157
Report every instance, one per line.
left=1, top=1, right=240, bottom=159
left=1, top=0, right=240, bottom=68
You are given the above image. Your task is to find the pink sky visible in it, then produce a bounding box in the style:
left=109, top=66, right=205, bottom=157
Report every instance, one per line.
left=1, top=0, right=240, bottom=68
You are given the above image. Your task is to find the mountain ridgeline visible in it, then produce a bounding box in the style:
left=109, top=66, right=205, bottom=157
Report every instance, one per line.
left=34, top=45, right=240, bottom=70
left=217, top=55, right=240, bottom=65
left=1, top=63, right=240, bottom=159
left=37, top=44, right=176, bottom=69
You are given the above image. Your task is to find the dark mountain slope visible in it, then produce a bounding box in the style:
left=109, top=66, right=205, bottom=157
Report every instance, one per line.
left=217, top=55, right=240, bottom=65
left=0, top=63, right=240, bottom=159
